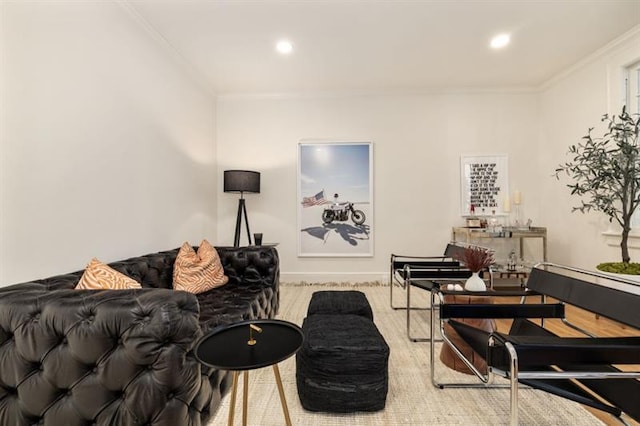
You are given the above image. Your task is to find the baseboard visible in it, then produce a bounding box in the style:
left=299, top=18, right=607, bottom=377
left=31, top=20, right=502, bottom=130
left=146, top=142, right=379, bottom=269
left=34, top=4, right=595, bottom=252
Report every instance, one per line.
left=281, top=271, right=389, bottom=285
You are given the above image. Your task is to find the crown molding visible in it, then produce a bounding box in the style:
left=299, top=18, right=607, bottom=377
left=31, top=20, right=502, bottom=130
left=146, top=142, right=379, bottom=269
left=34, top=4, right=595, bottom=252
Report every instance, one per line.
left=538, top=25, right=640, bottom=92
left=216, top=85, right=539, bottom=101
left=112, top=1, right=638, bottom=102
left=113, top=0, right=217, bottom=99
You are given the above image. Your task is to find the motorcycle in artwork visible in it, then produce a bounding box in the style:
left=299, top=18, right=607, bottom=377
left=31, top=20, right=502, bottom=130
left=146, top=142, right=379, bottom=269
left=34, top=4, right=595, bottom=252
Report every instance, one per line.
left=322, top=193, right=366, bottom=225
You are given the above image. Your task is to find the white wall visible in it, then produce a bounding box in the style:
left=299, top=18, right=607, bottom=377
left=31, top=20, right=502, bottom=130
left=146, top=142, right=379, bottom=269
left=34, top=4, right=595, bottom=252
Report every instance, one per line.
left=217, top=28, right=640, bottom=283
left=538, top=28, right=640, bottom=269
left=217, top=92, right=540, bottom=282
left=3, top=3, right=635, bottom=286
left=0, top=1, right=217, bottom=285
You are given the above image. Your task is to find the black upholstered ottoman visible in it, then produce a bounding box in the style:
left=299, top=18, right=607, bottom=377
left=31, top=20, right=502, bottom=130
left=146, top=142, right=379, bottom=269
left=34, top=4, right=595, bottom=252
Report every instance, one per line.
left=307, top=290, right=374, bottom=320
left=296, top=313, right=390, bottom=413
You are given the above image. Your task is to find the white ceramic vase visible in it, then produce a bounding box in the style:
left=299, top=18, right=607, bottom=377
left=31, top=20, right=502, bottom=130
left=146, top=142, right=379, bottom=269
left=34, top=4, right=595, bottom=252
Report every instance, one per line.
left=465, top=271, right=486, bottom=291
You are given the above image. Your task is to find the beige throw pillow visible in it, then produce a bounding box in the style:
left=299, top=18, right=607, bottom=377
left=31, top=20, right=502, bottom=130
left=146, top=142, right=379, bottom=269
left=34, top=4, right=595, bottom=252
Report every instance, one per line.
left=173, top=239, right=228, bottom=294
left=75, top=258, right=142, bottom=290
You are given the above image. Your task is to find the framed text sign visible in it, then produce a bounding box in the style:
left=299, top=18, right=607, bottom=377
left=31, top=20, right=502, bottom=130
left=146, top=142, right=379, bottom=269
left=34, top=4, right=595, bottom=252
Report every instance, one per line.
left=460, top=154, right=509, bottom=216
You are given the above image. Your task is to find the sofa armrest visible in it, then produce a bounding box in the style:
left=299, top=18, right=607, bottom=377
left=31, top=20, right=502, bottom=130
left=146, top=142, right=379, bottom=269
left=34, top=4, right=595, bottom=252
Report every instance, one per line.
left=0, top=287, right=204, bottom=425
left=216, top=246, right=280, bottom=289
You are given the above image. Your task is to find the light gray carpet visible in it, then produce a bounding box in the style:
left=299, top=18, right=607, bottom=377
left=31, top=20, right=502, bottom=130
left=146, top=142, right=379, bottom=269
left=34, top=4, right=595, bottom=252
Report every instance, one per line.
left=207, top=284, right=603, bottom=425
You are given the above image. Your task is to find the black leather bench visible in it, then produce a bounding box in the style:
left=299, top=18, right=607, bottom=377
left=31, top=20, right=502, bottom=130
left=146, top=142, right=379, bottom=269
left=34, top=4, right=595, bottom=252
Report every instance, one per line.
left=437, top=263, right=640, bottom=425
left=305, top=289, right=373, bottom=320
left=296, top=290, right=389, bottom=413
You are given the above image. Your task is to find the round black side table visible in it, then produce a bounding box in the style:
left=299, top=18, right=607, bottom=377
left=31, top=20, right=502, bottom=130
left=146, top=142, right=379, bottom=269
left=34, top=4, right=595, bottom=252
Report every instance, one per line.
left=195, top=319, right=304, bottom=426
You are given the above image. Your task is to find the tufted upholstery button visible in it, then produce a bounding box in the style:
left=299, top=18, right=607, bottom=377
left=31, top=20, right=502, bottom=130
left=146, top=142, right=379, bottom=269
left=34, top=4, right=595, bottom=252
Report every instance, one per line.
left=167, top=392, right=174, bottom=399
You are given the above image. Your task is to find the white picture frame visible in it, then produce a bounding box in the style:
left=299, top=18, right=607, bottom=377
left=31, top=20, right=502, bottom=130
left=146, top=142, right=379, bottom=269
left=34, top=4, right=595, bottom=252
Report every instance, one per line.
left=298, top=141, right=373, bottom=257
left=460, top=154, right=509, bottom=216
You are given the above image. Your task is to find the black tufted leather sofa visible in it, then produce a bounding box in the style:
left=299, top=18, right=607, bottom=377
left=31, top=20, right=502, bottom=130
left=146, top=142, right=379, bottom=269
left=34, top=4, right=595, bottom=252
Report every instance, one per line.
left=0, top=245, right=279, bottom=426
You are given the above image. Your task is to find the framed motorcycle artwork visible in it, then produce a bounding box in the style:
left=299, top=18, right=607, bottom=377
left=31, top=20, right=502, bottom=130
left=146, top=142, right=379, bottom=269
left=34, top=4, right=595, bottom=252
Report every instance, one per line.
left=297, top=141, right=373, bottom=257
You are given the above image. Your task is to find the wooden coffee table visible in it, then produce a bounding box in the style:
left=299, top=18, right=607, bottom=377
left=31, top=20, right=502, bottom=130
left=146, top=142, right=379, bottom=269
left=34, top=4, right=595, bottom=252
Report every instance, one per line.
left=439, top=293, right=496, bottom=375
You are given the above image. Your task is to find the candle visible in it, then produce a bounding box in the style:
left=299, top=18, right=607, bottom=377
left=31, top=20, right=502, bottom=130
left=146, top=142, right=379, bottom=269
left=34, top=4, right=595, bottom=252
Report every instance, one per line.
left=503, top=196, right=511, bottom=213
left=513, top=190, right=522, bottom=205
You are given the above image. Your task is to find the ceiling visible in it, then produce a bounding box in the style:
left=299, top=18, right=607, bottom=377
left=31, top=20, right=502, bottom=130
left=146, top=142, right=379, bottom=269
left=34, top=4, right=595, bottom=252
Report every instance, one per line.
left=128, top=0, right=640, bottom=95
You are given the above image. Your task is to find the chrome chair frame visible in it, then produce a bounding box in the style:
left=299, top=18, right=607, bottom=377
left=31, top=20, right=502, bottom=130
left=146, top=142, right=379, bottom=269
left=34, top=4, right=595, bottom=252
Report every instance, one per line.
left=429, top=287, right=541, bottom=388
left=489, top=337, right=640, bottom=426
left=393, top=242, right=495, bottom=342
left=389, top=253, right=459, bottom=310
left=405, top=266, right=476, bottom=342
left=390, top=253, right=465, bottom=342
left=431, top=262, right=640, bottom=426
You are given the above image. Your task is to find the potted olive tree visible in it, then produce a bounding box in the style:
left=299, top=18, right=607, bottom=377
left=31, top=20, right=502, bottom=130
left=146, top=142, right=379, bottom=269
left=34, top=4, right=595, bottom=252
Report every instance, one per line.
left=555, top=106, right=640, bottom=274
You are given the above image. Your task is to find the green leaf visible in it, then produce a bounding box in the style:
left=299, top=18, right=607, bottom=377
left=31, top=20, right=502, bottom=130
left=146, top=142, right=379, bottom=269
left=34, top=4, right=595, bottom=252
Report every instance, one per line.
left=555, top=106, right=640, bottom=263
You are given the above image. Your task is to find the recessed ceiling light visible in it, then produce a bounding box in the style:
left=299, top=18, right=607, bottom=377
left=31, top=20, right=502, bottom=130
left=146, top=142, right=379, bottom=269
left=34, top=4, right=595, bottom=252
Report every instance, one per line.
left=276, top=39, right=293, bottom=55
left=490, top=33, right=510, bottom=49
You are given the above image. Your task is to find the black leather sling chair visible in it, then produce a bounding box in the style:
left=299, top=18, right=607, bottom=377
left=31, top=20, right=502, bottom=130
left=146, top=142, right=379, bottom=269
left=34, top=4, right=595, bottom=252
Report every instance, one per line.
left=433, top=263, right=640, bottom=426
left=389, top=244, right=465, bottom=310
left=390, top=243, right=492, bottom=342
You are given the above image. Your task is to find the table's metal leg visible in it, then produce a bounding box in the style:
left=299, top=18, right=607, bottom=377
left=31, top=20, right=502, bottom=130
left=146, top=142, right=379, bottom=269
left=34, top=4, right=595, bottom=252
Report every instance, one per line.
left=243, top=371, right=249, bottom=426
left=273, top=364, right=292, bottom=426
left=406, top=279, right=411, bottom=337
left=430, top=289, right=436, bottom=383
left=228, top=371, right=239, bottom=426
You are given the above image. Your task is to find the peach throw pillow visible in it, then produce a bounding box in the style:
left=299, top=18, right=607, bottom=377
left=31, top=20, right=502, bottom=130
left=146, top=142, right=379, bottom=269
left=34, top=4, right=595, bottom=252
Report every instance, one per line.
left=75, top=258, right=142, bottom=290
left=173, top=239, right=228, bottom=294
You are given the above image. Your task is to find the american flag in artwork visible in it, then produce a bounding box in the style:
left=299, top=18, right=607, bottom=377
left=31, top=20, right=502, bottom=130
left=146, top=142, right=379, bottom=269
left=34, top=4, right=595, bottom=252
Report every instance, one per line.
left=302, top=190, right=326, bottom=207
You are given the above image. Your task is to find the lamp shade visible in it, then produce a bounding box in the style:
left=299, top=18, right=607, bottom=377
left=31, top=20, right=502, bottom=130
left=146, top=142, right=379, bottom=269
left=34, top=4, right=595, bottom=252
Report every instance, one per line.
left=224, top=170, right=260, bottom=194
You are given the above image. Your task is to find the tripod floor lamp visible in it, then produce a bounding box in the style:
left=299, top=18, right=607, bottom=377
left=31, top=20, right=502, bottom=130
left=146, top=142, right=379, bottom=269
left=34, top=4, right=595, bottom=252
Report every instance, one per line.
left=224, top=170, right=260, bottom=247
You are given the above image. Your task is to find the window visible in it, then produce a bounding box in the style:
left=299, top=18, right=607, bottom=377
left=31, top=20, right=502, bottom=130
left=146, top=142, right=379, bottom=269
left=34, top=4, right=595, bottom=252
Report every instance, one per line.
left=626, top=60, right=640, bottom=230
left=625, top=59, right=640, bottom=115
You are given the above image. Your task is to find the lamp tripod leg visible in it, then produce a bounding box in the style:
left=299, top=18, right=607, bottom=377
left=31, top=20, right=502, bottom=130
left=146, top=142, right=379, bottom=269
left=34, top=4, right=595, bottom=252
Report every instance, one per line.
left=234, top=198, right=243, bottom=247
left=241, top=199, right=252, bottom=245
left=273, top=364, right=292, bottom=426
